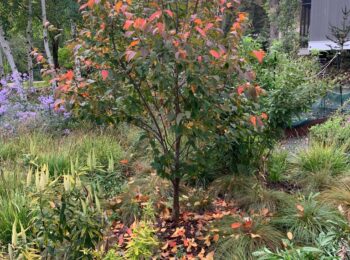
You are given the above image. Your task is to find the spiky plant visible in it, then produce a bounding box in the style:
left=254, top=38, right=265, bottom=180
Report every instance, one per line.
left=273, top=193, right=346, bottom=245
left=292, top=143, right=349, bottom=192
left=213, top=215, right=283, bottom=260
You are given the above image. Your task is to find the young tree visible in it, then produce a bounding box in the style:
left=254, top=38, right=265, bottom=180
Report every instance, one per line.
left=60, top=0, right=265, bottom=221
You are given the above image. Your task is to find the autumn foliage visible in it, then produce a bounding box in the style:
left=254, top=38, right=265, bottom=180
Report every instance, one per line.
left=57, top=0, right=266, bottom=221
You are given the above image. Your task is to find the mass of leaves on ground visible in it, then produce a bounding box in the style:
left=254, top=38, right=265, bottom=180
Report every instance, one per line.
left=1, top=0, right=350, bottom=259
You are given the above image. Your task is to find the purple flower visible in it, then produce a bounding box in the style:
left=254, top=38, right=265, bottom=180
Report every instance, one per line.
left=38, top=95, right=55, bottom=110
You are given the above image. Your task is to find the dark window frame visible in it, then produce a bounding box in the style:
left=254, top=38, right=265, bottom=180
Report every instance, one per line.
left=300, top=0, right=311, bottom=47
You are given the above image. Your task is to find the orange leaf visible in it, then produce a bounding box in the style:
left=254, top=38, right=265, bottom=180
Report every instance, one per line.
left=209, top=50, right=220, bottom=59
left=231, top=222, right=242, bottom=229
left=149, top=10, right=162, bottom=22
left=65, top=70, right=74, bottom=81
left=133, top=18, right=147, bottom=30
left=87, top=0, right=95, bottom=9
left=120, top=159, right=128, bottom=164
left=126, top=0, right=132, bottom=4
left=261, top=112, right=268, bottom=120
left=114, top=1, right=123, bottom=13
left=171, top=227, right=186, bottom=238
left=250, top=116, right=257, bottom=127
left=101, top=70, right=109, bottom=81
left=194, top=18, right=202, bottom=25
left=296, top=204, right=304, bottom=212
left=252, top=50, right=266, bottom=63
left=129, top=40, right=140, bottom=48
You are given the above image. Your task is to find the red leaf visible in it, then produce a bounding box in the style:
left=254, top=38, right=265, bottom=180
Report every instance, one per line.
left=195, top=26, right=206, bottom=37
left=65, top=70, right=74, bottom=81
left=237, top=85, right=245, bottom=95
left=123, top=20, right=133, bottom=30
left=209, top=50, right=220, bottom=59
left=252, top=50, right=266, bottom=63
left=231, top=222, right=242, bottom=229
left=101, top=70, right=109, bottom=81
left=261, top=112, right=268, bottom=120
left=87, top=0, right=95, bottom=9
left=250, top=116, right=257, bottom=127
left=149, top=10, right=162, bottom=22
left=165, top=9, right=174, bottom=18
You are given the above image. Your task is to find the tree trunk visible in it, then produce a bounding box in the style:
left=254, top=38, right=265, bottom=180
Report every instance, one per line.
left=52, top=37, right=59, bottom=69
left=269, top=0, right=279, bottom=41
left=26, top=0, right=34, bottom=89
left=172, top=177, right=180, bottom=222
left=0, top=48, right=4, bottom=79
left=40, top=0, right=54, bottom=70
left=0, top=24, right=22, bottom=88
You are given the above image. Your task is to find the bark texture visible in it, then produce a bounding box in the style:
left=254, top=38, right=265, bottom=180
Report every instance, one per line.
left=0, top=24, right=22, bottom=87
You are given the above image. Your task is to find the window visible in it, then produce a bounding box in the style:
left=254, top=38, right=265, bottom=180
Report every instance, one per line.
left=300, top=0, right=311, bottom=47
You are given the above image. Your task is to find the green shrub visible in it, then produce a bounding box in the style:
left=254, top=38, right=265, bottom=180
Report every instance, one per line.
left=0, top=170, right=31, bottom=245
left=273, top=193, right=346, bottom=245
left=268, top=150, right=289, bottom=183
left=22, top=166, right=105, bottom=259
left=124, top=221, right=159, bottom=260
left=310, top=115, right=350, bottom=152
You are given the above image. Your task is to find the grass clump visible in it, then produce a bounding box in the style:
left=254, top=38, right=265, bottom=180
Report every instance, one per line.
left=267, top=150, right=289, bottom=183
left=213, top=215, right=283, bottom=260
left=273, top=193, right=347, bottom=245
left=292, top=143, right=349, bottom=192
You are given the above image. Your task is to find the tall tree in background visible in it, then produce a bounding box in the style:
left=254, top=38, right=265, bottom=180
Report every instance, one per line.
left=0, top=49, right=4, bottom=79
left=269, top=0, right=279, bottom=41
left=40, top=0, right=54, bottom=70
left=26, top=0, right=34, bottom=88
left=0, top=24, right=22, bottom=87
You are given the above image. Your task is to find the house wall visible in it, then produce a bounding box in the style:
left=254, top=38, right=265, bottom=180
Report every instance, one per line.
left=309, top=0, right=350, bottom=50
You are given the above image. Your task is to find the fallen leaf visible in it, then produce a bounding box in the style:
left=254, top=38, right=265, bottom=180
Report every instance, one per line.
left=250, top=233, right=261, bottom=239
left=231, top=222, right=242, bottom=229
left=296, top=204, right=304, bottom=212
left=209, top=50, right=220, bottom=59
left=287, top=231, right=293, bottom=240
left=101, top=70, right=109, bottom=81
